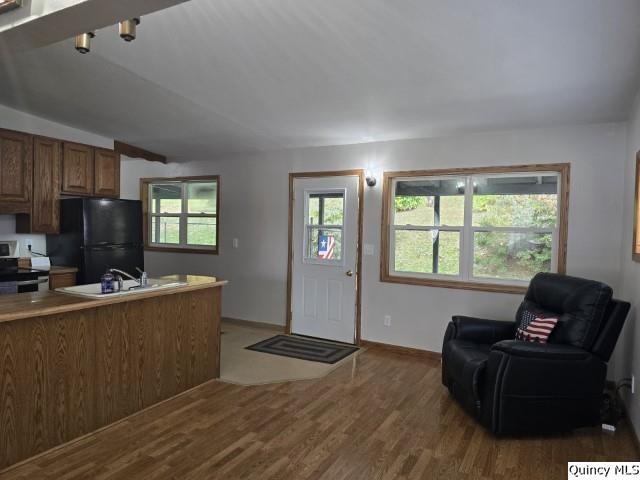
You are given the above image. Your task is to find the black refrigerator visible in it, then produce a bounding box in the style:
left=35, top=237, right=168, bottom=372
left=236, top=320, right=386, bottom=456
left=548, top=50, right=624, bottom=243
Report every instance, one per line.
left=47, top=198, right=144, bottom=284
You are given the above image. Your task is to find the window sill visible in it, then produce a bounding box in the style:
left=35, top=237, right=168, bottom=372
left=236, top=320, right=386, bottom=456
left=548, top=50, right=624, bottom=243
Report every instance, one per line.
left=144, top=245, right=218, bottom=255
left=380, top=273, right=527, bottom=294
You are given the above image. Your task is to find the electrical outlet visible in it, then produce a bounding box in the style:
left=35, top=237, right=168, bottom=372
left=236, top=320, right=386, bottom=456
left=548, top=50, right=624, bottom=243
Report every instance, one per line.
left=632, top=375, right=635, bottom=395
left=384, top=315, right=391, bottom=327
left=26, top=239, right=33, bottom=252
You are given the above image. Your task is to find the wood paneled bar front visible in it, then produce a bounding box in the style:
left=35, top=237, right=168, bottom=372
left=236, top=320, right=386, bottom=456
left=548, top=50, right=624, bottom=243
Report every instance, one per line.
left=0, top=275, right=225, bottom=471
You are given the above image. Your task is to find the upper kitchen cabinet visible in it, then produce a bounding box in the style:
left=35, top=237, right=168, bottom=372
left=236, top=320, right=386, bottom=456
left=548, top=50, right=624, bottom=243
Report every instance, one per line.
left=0, top=128, right=33, bottom=213
left=62, top=142, right=94, bottom=195
left=94, top=148, right=120, bottom=197
left=22, top=136, right=62, bottom=234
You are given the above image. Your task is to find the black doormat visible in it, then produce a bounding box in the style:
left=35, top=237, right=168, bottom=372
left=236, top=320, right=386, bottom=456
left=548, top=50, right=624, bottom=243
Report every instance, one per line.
left=246, top=335, right=358, bottom=364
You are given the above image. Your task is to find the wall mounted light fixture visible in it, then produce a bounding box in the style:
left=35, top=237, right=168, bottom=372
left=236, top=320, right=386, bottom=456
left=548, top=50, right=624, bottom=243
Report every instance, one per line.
left=75, top=32, right=95, bottom=54
left=365, top=170, right=377, bottom=187
left=119, top=18, right=140, bottom=42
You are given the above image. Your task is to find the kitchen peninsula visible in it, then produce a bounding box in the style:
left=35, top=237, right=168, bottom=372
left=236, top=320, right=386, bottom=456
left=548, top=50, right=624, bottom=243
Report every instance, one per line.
left=0, top=275, right=226, bottom=470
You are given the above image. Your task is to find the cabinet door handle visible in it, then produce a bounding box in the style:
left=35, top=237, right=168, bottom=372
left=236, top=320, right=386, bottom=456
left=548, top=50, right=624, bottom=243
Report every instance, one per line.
left=346, top=270, right=354, bottom=277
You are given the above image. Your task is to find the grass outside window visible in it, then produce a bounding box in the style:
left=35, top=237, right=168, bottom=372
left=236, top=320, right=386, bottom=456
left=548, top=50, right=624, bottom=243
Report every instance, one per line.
left=141, top=176, right=220, bottom=254
left=381, top=164, right=570, bottom=293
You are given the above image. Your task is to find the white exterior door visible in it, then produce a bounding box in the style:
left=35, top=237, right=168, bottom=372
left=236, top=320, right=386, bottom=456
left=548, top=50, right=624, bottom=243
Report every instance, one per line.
left=291, top=175, right=359, bottom=344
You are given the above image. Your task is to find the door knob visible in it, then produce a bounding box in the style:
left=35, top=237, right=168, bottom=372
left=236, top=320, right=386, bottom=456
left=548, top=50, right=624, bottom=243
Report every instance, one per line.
left=346, top=270, right=354, bottom=277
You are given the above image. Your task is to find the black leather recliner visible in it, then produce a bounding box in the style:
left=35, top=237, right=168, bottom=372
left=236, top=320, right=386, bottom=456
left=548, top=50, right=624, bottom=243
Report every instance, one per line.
left=441, top=272, right=630, bottom=436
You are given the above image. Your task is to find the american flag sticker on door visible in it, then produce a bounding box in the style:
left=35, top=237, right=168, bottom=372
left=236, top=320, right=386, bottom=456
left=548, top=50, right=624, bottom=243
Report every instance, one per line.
left=318, top=235, right=335, bottom=259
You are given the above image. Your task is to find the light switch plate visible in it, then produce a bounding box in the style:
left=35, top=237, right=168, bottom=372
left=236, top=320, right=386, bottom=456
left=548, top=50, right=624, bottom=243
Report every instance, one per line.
left=233, top=238, right=239, bottom=249
left=364, top=244, right=375, bottom=256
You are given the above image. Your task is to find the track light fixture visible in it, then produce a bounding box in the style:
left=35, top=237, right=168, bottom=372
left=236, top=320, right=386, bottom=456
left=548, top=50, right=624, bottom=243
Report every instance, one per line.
left=119, top=18, right=140, bottom=42
left=74, top=17, right=141, bottom=53
left=75, top=32, right=95, bottom=54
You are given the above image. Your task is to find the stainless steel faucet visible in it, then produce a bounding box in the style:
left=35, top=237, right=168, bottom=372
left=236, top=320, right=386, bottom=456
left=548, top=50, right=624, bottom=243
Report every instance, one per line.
left=108, top=267, right=149, bottom=290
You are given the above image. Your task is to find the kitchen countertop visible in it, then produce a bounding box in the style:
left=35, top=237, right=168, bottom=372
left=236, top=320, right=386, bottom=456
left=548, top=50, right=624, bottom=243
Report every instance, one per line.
left=48, top=266, right=79, bottom=274
left=0, top=275, right=227, bottom=324
left=26, top=265, right=78, bottom=275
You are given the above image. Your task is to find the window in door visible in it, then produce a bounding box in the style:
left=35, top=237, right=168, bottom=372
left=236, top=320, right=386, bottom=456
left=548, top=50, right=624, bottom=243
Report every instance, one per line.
left=141, top=176, right=219, bottom=254
left=304, top=190, right=345, bottom=264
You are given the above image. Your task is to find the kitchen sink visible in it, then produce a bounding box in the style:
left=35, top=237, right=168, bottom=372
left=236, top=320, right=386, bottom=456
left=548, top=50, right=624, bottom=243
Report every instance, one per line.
left=56, top=278, right=187, bottom=298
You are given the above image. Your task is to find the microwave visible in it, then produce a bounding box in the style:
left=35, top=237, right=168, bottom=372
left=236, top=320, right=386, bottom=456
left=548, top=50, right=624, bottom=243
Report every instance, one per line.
left=0, top=241, right=19, bottom=258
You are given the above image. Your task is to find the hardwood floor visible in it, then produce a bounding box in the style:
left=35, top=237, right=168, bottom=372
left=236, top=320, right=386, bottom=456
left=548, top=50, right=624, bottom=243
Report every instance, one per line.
left=0, top=347, right=636, bottom=479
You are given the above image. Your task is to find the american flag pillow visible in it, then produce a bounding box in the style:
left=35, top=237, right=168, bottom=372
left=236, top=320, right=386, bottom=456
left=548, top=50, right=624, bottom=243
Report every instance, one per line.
left=515, top=309, right=558, bottom=343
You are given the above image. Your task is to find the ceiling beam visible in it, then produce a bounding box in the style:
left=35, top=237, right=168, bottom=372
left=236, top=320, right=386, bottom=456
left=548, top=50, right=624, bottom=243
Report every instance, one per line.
left=115, top=140, right=167, bottom=164
left=0, top=0, right=190, bottom=53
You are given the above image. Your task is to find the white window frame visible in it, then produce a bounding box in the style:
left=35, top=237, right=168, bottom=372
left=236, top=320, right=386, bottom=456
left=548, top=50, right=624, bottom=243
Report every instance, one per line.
left=147, top=177, right=219, bottom=253
left=390, top=175, right=465, bottom=281
left=384, top=167, right=568, bottom=292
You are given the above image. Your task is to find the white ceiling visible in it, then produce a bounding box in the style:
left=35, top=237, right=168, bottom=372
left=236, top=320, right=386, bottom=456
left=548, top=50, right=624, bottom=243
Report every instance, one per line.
left=1, top=0, right=640, bottom=160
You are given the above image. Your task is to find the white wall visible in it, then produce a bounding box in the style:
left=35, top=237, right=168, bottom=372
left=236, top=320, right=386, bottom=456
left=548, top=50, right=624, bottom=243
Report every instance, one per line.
left=613, top=91, right=640, bottom=440
left=121, top=122, right=628, bottom=353
left=0, top=103, right=113, bottom=256
left=0, top=102, right=633, bottom=429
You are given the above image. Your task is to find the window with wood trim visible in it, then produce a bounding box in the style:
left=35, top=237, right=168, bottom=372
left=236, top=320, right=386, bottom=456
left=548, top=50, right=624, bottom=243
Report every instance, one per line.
left=634, top=153, right=640, bottom=262
left=381, top=164, right=569, bottom=293
left=140, top=176, right=219, bottom=254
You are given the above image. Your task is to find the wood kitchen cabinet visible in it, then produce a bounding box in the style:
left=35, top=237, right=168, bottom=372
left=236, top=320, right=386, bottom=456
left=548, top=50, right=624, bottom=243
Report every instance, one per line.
left=62, top=143, right=120, bottom=198
left=94, top=148, right=120, bottom=197
left=0, top=128, right=33, bottom=213
left=62, top=142, right=94, bottom=195
left=1, top=125, right=122, bottom=235
left=0, top=278, right=222, bottom=470
left=19, top=136, right=62, bottom=234
left=48, top=267, right=78, bottom=290
left=32, top=137, right=62, bottom=233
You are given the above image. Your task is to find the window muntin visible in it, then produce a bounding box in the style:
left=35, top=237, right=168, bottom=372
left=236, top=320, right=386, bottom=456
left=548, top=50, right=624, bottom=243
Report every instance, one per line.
left=386, top=169, right=565, bottom=289
left=148, top=177, right=218, bottom=252
left=472, top=175, right=558, bottom=228
left=304, top=190, right=345, bottom=264
left=393, top=230, right=460, bottom=275
left=151, top=216, right=180, bottom=244
left=187, top=182, right=217, bottom=214
left=472, top=231, right=554, bottom=281
left=391, top=177, right=465, bottom=277
left=150, top=184, right=182, bottom=214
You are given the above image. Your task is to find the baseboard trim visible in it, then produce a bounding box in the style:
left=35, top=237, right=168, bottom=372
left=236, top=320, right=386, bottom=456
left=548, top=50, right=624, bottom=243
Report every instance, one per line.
left=222, top=317, right=285, bottom=332
left=360, top=339, right=441, bottom=360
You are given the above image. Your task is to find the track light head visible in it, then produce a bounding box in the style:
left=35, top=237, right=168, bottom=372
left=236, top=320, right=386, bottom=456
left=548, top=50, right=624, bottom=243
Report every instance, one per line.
left=75, top=32, right=95, bottom=54
left=119, top=18, right=140, bottom=42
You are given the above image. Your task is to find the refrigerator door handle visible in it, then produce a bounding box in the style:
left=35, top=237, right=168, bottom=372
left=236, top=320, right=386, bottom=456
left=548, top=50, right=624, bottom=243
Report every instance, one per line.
left=84, top=244, right=141, bottom=251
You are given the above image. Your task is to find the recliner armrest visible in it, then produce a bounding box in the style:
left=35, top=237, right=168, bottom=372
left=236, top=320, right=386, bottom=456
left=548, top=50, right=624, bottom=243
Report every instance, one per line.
left=491, top=340, right=591, bottom=361
left=445, top=316, right=515, bottom=344
left=482, top=339, right=607, bottom=435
